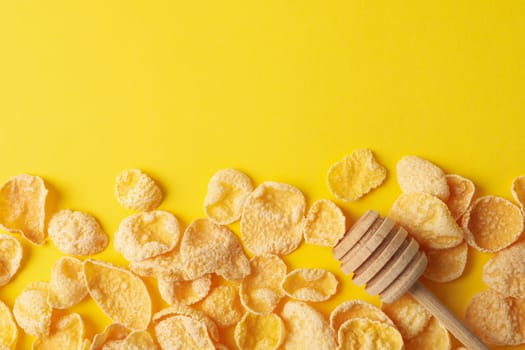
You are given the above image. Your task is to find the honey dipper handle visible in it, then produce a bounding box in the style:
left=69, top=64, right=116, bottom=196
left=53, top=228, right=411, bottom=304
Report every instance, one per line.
left=409, top=281, right=489, bottom=350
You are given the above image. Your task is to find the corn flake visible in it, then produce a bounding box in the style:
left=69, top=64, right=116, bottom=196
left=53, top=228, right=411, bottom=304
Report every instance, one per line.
left=32, top=313, right=84, bottom=350
left=90, top=323, right=130, bottom=350
left=158, top=274, right=211, bottom=305
left=114, top=210, right=180, bottom=262
left=482, top=240, right=525, bottom=298
left=512, top=175, right=525, bottom=209
left=204, top=168, right=253, bottom=225
left=181, top=218, right=250, bottom=281
left=462, top=196, right=524, bottom=253
left=330, top=300, right=393, bottom=334
left=13, top=281, right=52, bottom=337
left=154, top=315, right=214, bottom=350
left=396, top=156, right=449, bottom=201
left=404, top=316, right=450, bottom=350
left=234, top=312, right=284, bottom=350
left=198, top=284, right=244, bottom=328
left=114, top=169, right=163, bottom=211
left=241, top=181, right=305, bottom=255
left=327, top=149, right=387, bottom=202
left=337, top=318, right=403, bottom=350
left=0, top=174, right=48, bottom=244
left=240, top=254, right=287, bottom=314
left=389, top=192, right=463, bottom=250
left=423, top=241, right=468, bottom=283
left=0, top=233, right=22, bottom=286
left=48, top=256, right=88, bottom=309
left=445, top=174, right=475, bottom=220
left=382, top=293, right=431, bottom=340
left=48, top=209, right=108, bottom=256
left=280, top=301, right=336, bottom=350
left=303, top=199, right=346, bottom=247
left=0, top=300, right=17, bottom=349
left=129, top=248, right=187, bottom=281
left=281, top=268, right=338, bottom=302
left=83, top=259, right=152, bottom=330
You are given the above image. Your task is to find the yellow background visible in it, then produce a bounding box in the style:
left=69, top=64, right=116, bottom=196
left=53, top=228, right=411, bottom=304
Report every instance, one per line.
left=1, top=1, right=524, bottom=349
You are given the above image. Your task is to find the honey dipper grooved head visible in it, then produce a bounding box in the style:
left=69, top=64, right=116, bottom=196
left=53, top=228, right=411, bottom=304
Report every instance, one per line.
left=334, top=210, right=428, bottom=303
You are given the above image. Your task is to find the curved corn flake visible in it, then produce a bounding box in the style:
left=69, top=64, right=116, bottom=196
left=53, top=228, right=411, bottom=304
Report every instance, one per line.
left=204, top=168, right=253, bottom=225
left=404, top=317, right=450, bottom=350
left=129, top=248, right=187, bottom=281
left=0, top=174, right=47, bottom=244
left=153, top=304, right=219, bottom=342
left=114, top=169, right=162, bottom=211
left=158, top=274, right=211, bottom=305
left=234, top=312, right=284, bottom=350
left=303, top=199, right=346, bottom=247
left=33, top=313, right=84, bottom=350
left=48, top=256, right=88, bottom=309
left=423, top=241, right=468, bottom=283
left=90, top=323, right=131, bottom=350
left=462, top=196, right=524, bottom=253
left=389, top=192, right=463, bottom=250
left=482, top=241, right=525, bottom=298
left=396, top=156, right=449, bottom=201
left=330, top=300, right=392, bottom=334
left=96, top=330, right=157, bottom=350
left=382, top=293, right=431, bottom=340
left=0, top=300, right=17, bottom=349
left=154, top=315, right=214, bottom=350
left=327, top=149, right=387, bottom=202
left=198, top=284, right=244, bottom=328
left=240, top=255, right=287, bottom=314
left=48, top=209, right=108, bottom=256
left=0, top=234, right=22, bottom=286
left=465, top=289, right=524, bottom=346
left=512, top=175, right=525, bottom=209
left=181, top=218, right=249, bottom=281
left=445, top=174, right=475, bottom=220
left=281, top=268, right=338, bottom=302
left=281, top=301, right=336, bottom=350
left=337, top=318, right=403, bottom=350
left=114, top=210, right=180, bottom=262
left=240, top=181, right=305, bottom=255
left=83, top=259, right=151, bottom=330
left=13, top=281, right=52, bottom=337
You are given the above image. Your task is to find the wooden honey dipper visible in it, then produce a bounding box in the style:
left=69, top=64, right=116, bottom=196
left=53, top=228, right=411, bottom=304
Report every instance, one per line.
left=333, top=210, right=489, bottom=350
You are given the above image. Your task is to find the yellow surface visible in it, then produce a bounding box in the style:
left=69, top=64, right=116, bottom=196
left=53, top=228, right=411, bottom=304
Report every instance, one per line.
left=0, top=1, right=524, bottom=349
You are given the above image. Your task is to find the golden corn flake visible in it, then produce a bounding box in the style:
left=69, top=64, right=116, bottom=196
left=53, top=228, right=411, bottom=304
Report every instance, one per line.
left=327, top=149, right=387, bottom=202
left=198, top=284, right=244, bottom=328
left=181, top=218, right=250, bottom=281
left=114, top=169, right=163, bottom=211
left=90, top=323, right=131, bottom=350
left=204, top=168, right=253, bottom=225
left=462, top=196, right=524, bottom=253
left=404, top=316, right=450, bottom=350
left=0, top=174, right=48, bottom=244
left=281, top=268, right=338, bottom=302
left=0, top=300, right=17, bottom=349
left=154, top=315, right=214, bottom=350
left=0, top=233, right=22, bottom=286
left=465, top=288, right=524, bottom=346
left=129, top=248, right=187, bottom=281
left=382, top=293, right=431, bottom=340
left=512, top=175, right=525, bottom=209
left=330, top=300, right=393, bottom=334
left=338, top=318, right=403, bottom=350
left=240, top=254, right=287, bottom=314
left=303, top=199, right=346, bottom=247
left=396, top=155, right=449, bottom=201
left=98, top=330, right=158, bottom=350
left=389, top=192, right=463, bottom=250
left=13, top=281, right=52, bottom=337
left=445, top=174, right=475, bottom=220
left=158, top=274, right=211, bottom=305
left=83, top=259, right=152, bottom=330
left=48, top=256, right=88, bottom=309
left=482, top=240, right=525, bottom=298
left=48, top=209, right=108, bottom=256
left=423, top=241, right=468, bottom=283
left=240, top=181, right=305, bottom=255
left=281, top=301, right=336, bottom=349
left=33, top=313, right=84, bottom=350
left=114, top=210, right=180, bottom=262
left=234, top=312, right=284, bottom=350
